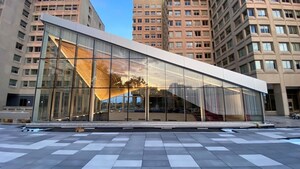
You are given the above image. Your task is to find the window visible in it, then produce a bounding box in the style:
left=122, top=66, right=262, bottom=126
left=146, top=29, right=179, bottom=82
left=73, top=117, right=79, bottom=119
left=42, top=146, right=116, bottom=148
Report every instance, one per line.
left=186, top=42, right=193, bottom=48
left=185, top=10, right=191, bottom=16
left=238, top=48, right=246, bottom=58
left=265, top=60, right=277, bottom=70
left=240, top=64, right=249, bottom=74
left=195, top=31, right=201, bottom=36
left=174, top=0, right=181, bottom=6
left=176, top=42, right=182, bottom=48
left=186, top=31, right=193, bottom=37
left=175, top=20, right=181, bottom=26
left=9, top=79, right=17, bottom=87
left=292, top=43, right=300, bottom=51
left=20, top=20, right=27, bottom=28
left=22, top=9, right=29, bottom=18
left=257, top=9, right=267, bottom=17
left=252, top=42, right=260, bottom=52
left=205, top=53, right=211, bottom=58
left=11, top=66, right=19, bottom=74
left=22, top=81, right=28, bottom=87
left=186, top=53, right=193, bottom=58
left=250, top=25, right=257, bottom=33
left=285, top=10, right=294, bottom=18
left=282, top=60, right=292, bottom=69
left=260, top=25, right=270, bottom=33
left=175, top=31, right=182, bottom=37
left=275, top=25, right=286, bottom=34
left=250, top=61, right=262, bottom=71
left=247, top=8, right=255, bottom=16
left=15, top=42, right=23, bottom=50
left=185, top=0, right=191, bottom=5
left=279, top=42, right=289, bottom=52
left=295, top=60, right=300, bottom=69
left=18, top=31, right=25, bottom=39
left=195, top=42, right=202, bottom=48
left=185, top=21, right=192, bottom=26
left=196, top=53, right=202, bottom=58
left=272, top=9, right=282, bottom=18
left=13, top=54, right=21, bottom=62
left=262, top=42, right=273, bottom=51
left=288, top=26, right=298, bottom=34
left=193, top=10, right=199, bottom=15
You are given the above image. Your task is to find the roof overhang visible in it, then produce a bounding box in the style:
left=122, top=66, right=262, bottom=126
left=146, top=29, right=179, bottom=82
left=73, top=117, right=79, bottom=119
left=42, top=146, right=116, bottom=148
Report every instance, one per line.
left=40, top=14, right=267, bottom=93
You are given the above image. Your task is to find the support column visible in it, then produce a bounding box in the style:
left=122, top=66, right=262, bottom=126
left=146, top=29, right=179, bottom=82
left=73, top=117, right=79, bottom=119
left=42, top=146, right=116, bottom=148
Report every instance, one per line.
left=145, top=87, right=149, bottom=121
left=89, top=89, right=95, bottom=122
left=273, top=84, right=289, bottom=116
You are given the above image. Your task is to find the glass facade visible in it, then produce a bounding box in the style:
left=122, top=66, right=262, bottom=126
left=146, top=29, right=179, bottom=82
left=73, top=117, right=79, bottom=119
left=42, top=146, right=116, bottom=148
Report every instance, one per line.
left=33, top=23, right=264, bottom=122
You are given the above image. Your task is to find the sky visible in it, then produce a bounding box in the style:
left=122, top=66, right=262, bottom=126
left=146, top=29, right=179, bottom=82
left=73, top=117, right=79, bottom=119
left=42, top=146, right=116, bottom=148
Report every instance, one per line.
left=90, top=0, right=133, bottom=40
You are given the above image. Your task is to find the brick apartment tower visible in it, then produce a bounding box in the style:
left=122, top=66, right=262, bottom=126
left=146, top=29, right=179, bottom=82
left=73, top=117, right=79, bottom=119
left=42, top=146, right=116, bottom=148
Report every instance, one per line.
left=132, top=0, right=213, bottom=64
left=0, top=0, right=104, bottom=110
left=210, top=0, right=300, bottom=116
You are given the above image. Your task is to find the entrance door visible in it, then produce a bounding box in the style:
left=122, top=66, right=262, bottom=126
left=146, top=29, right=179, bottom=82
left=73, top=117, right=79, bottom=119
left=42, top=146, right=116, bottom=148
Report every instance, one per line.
left=288, top=99, right=294, bottom=113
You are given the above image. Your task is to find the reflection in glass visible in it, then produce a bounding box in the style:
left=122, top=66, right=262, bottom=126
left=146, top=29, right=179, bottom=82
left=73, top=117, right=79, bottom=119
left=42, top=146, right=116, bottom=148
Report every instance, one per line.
left=149, top=88, right=166, bottom=121
left=94, top=89, right=109, bottom=121
left=186, top=88, right=202, bottom=121
left=204, top=76, right=225, bottom=121
left=111, top=59, right=129, bottom=88
left=129, top=58, right=147, bottom=88
left=148, top=58, right=165, bottom=88
left=128, top=88, right=146, bottom=121
left=243, top=89, right=263, bottom=121
left=223, top=83, right=245, bottom=121
left=109, top=89, right=129, bottom=121
left=52, top=89, right=71, bottom=121
left=166, top=88, right=185, bottom=121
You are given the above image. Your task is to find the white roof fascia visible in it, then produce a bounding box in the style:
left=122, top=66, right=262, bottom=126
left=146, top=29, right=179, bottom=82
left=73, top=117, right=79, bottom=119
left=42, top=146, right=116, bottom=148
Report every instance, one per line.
left=40, top=14, right=267, bottom=93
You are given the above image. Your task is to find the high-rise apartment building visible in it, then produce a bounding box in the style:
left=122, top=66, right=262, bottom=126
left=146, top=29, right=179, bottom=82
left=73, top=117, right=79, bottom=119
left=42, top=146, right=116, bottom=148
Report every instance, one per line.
left=133, top=0, right=214, bottom=64
left=133, top=0, right=300, bottom=116
left=210, top=0, right=300, bottom=116
left=0, top=0, right=104, bottom=110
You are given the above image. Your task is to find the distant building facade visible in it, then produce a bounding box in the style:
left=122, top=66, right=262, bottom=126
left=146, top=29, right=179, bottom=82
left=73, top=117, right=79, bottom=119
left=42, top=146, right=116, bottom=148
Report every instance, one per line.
left=210, top=0, right=300, bottom=116
left=0, top=0, right=104, bottom=111
left=132, top=0, right=214, bottom=64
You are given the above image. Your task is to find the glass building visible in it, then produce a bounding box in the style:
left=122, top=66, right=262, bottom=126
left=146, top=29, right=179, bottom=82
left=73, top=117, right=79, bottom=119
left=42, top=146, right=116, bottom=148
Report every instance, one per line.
left=32, top=15, right=267, bottom=122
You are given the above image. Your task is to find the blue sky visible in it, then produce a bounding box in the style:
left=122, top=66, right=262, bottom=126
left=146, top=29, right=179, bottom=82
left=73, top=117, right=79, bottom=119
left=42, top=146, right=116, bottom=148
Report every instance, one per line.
left=90, top=0, right=133, bottom=40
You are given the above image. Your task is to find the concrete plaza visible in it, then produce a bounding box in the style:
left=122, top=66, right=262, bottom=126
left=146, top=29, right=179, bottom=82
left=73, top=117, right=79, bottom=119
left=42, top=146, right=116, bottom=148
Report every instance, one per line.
left=0, top=124, right=299, bottom=169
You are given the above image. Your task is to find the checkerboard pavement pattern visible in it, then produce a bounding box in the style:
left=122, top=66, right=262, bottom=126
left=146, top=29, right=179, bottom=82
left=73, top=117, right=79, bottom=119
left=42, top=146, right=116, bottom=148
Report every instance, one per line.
left=0, top=125, right=300, bottom=169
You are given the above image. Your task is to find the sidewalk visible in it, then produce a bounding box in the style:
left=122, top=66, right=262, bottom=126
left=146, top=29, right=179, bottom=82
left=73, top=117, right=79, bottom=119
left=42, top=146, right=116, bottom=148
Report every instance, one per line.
left=265, top=115, right=300, bottom=128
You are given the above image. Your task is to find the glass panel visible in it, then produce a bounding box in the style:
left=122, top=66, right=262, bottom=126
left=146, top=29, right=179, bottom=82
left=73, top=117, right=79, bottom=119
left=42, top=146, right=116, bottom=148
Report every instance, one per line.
left=149, top=87, right=166, bottom=121
left=77, top=35, right=93, bottom=59
left=129, top=58, right=147, bottom=88
left=75, top=59, right=92, bottom=88
left=243, top=89, right=263, bottom=121
left=45, top=24, right=60, bottom=37
left=112, top=45, right=129, bottom=58
left=186, top=87, right=202, bottom=121
left=203, top=76, right=225, bottom=121
left=166, top=63, right=184, bottom=87
left=223, top=83, right=245, bottom=121
left=36, top=89, right=52, bottom=121
left=130, top=51, right=146, bottom=59
left=71, top=88, right=90, bottom=121
left=52, top=88, right=71, bottom=121
left=184, top=69, right=203, bottom=88
left=166, top=87, right=185, bottom=121
left=60, top=32, right=76, bottom=59
left=45, top=35, right=59, bottom=59
left=41, top=59, right=56, bottom=88
left=109, top=89, right=129, bottom=121
left=128, top=88, right=146, bottom=121
left=148, top=58, right=166, bottom=88
left=55, top=59, right=74, bottom=88
left=111, top=59, right=129, bottom=88
left=94, top=88, right=109, bottom=121
left=95, top=40, right=111, bottom=59
left=95, top=59, right=111, bottom=88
